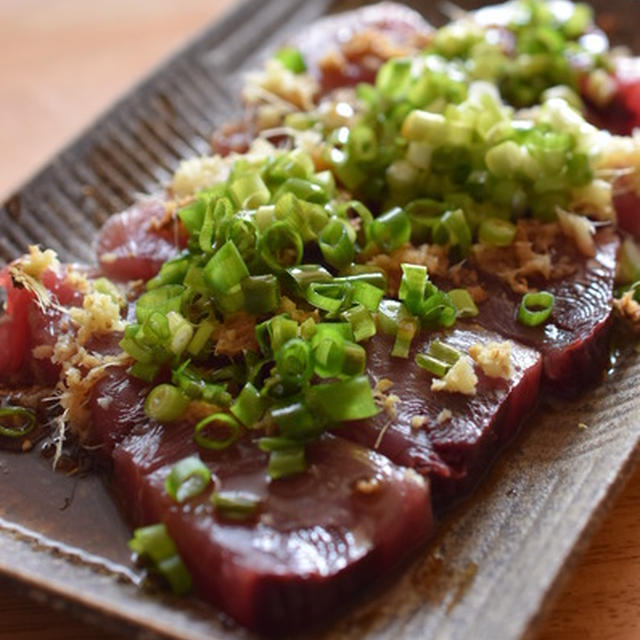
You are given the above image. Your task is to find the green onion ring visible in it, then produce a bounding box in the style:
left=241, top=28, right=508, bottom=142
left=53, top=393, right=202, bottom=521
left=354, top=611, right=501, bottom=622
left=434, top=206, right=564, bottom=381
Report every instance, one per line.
left=517, top=291, right=555, bottom=327
left=0, top=407, right=36, bottom=438
left=194, top=413, right=241, bottom=451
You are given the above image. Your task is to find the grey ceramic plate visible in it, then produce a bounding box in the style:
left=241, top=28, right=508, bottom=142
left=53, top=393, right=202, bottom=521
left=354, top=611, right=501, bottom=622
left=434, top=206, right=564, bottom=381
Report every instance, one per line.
left=1, top=1, right=640, bottom=639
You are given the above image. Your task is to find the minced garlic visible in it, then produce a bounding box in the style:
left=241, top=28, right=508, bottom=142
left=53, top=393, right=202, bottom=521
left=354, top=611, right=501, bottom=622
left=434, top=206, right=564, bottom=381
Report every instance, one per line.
left=431, top=356, right=478, bottom=395
left=436, top=408, right=453, bottom=424
left=469, top=341, right=513, bottom=380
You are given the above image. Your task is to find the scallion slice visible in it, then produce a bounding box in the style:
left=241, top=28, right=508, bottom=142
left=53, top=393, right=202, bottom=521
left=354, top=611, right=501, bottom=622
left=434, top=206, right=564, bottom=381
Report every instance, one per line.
left=306, top=281, right=352, bottom=312
left=274, top=47, right=306, bottom=74
left=165, top=456, right=211, bottom=503
left=415, top=353, right=449, bottom=377
left=319, top=218, right=355, bottom=269
left=242, top=274, right=280, bottom=315
left=429, top=339, right=461, bottom=365
left=194, top=413, right=241, bottom=451
left=260, top=222, right=303, bottom=271
left=305, top=375, right=379, bottom=422
left=267, top=447, right=307, bottom=480
left=230, top=172, right=270, bottom=209
left=0, top=407, right=36, bottom=439
left=449, top=289, right=479, bottom=318
left=129, top=524, right=191, bottom=595
left=478, top=218, right=517, bottom=247
left=270, top=400, right=318, bottom=439
left=203, top=240, right=249, bottom=311
left=275, top=338, right=313, bottom=384
left=211, top=490, right=261, bottom=520
left=517, top=291, right=555, bottom=326
left=231, top=382, right=267, bottom=427
left=369, top=207, right=412, bottom=252
left=144, top=384, right=190, bottom=422
left=342, top=304, right=377, bottom=342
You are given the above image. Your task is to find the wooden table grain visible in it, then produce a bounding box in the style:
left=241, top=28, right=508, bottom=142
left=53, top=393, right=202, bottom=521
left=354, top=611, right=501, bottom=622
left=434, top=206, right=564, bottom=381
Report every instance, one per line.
left=1, top=1, right=639, bottom=639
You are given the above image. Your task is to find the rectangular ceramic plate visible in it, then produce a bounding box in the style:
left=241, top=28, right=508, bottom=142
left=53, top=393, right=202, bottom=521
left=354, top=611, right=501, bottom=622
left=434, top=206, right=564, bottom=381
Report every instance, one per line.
left=1, top=1, right=640, bottom=639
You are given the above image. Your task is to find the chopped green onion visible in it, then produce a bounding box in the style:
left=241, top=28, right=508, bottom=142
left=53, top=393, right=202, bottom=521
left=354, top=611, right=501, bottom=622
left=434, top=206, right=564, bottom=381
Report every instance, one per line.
left=194, top=413, right=241, bottom=451
left=166, top=311, right=194, bottom=356
left=429, top=339, right=461, bottom=365
left=399, top=263, right=427, bottom=314
left=242, top=275, right=280, bottom=315
left=231, top=382, right=267, bottom=427
left=258, top=436, right=303, bottom=452
left=342, top=341, right=367, bottom=376
left=129, top=524, right=191, bottom=595
left=435, top=209, right=472, bottom=254
left=256, top=314, right=299, bottom=355
left=165, top=456, right=211, bottom=503
left=130, top=361, right=161, bottom=383
left=274, top=47, right=306, bottom=73
left=230, top=172, right=270, bottom=209
left=377, top=57, right=412, bottom=98
left=282, top=264, right=332, bottom=296
left=342, top=304, right=377, bottom=342
left=225, top=215, right=260, bottom=264
left=415, top=353, right=449, bottom=377
left=335, top=266, right=387, bottom=292
left=305, top=375, right=379, bottom=422
left=402, top=110, right=448, bottom=145
left=352, top=280, right=384, bottom=311
left=274, top=178, right=327, bottom=204
left=617, top=237, right=640, bottom=285
left=178, top=198, right=205, bottom=235
left=267, top=447, right=307, bottom=480
left=319, top=218, right=355, bottom=269
left=203, top=240, right=249, bottom=312
left=136, top=285, right=184, bottom=323
left=369, top=207, right=411, bottom=252
left=391, top=318, right=418, bottom=358
left=478, top=218, right=517, bottom=247
left=172, top=362, right=232, bottom=406
left=517, top=291, right=555, bottom=326
left=270, top=400, right=318, bottom=438
left=0, top=407, right=36, bottom=439
left=377, top=299, right=407, bottom=335
left=144, top=384, right=190, bottom=422
left=260, top=222, right=303, bottom=271
left=306, top=281, right=352, bottom=312
left=449, top=289, right=479, bottom=318
left=157, top=555, right=193, bottom=596
left=93, top=277, right=125, bottom=305
left=187, top=318, right=217, bottom=357
left=312, top=331, right=346, bottom=378
left=275, top=338, right=313, bottom=384
left=349, top=125, right=378, bottom=162
left=211, top=490, right=261, bottom=520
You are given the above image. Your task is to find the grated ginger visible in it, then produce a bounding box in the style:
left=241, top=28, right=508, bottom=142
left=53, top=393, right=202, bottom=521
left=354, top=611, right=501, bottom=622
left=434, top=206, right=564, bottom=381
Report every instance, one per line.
left=469, top=341, right=513, bottom=380
left=68, top=292, right=125, bottom=345
left=431, top=356, right=478, bottom=395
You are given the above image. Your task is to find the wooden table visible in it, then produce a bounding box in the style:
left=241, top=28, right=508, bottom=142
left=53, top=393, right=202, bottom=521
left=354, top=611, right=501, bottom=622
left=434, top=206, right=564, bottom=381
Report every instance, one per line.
left=1, top=1, right=639, bottom=638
